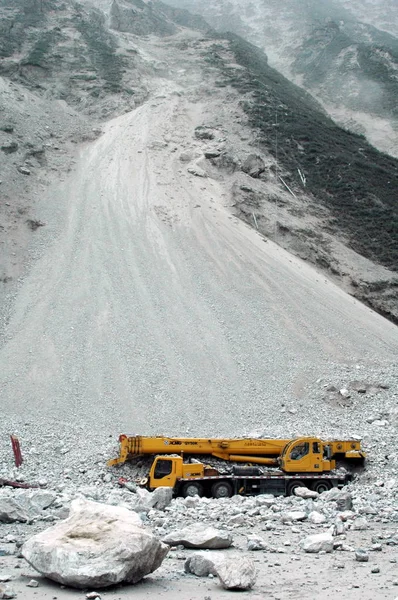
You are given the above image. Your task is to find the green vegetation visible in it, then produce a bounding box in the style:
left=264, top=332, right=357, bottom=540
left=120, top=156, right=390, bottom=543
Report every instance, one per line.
left=73, top=6, right=124, bottom=91
left=23, top=29, right=60, bottom=67
left=210, top=33, right=398, bottom=271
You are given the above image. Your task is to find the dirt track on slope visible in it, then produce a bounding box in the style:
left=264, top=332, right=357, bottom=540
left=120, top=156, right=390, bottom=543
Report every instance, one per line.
left=1, top=80, right=397, bottom=437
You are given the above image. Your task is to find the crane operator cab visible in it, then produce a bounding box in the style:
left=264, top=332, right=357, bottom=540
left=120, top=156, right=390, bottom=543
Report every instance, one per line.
left=279, top=438, right=334, bottom=473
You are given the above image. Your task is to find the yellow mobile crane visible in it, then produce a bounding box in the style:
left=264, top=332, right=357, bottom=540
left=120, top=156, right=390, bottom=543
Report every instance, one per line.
left=108, top=435, right=365, bottom=498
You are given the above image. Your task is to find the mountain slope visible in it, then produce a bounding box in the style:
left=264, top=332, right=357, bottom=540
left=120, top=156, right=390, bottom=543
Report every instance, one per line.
left=165, top=0, right=398, bottom=157
left=0, top=0, right=397, bottom=327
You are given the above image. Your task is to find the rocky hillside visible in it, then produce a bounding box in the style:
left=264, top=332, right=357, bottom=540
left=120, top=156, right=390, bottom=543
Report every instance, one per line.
left=166, top=0, right=398, bottom=158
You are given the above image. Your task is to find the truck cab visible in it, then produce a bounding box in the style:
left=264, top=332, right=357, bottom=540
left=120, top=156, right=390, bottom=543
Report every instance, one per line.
left=279, top=438, right=334, bottom=473
left=149, top=456, right=204, bottom=490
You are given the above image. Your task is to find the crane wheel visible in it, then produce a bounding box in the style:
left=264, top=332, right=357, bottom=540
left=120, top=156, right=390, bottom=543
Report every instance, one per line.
left=287, top=480, right=306, bottom=496
left=211, top=481, right=233, bottom=499
left=181, top=481, right=204, bottom=498
left=312, top=480, right=333, bottom=494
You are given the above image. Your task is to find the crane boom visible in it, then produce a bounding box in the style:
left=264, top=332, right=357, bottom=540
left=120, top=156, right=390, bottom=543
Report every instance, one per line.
left=107, top=434, right=365, bottom=468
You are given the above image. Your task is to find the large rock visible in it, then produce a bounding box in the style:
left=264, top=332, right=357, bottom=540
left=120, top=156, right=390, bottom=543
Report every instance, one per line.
left=308, top=511, right=327, bottom=524
left=16, top=491, right=56, bottom=515
left=163, top=525, right=233, bottom=549
left=22, top=498, right=168, bottom=589
left=150, top=487, right=173, bottom=511
left=281, top=511, right=307, bottom=523
left=241, top=154, right=265, bottom=178
left=184, top=551, right=226, bottom=577
left=0, top=498, right=28, bottom=523
left=294, top=487, right=319, bottom=499
left=324, top=488, right=353, bottom=510
left=300, top=532, right=334, bottom=553
left=0, top=585, right=16, bottom=599
left=215, top=556, right=257, bottom=590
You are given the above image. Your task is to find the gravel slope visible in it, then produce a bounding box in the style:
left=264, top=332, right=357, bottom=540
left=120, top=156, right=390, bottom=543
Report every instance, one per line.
left=1, top=77, right=397, bottom=438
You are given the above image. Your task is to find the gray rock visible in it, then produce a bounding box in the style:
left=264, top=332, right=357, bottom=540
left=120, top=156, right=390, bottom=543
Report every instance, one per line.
left=215, top=556, right=257, bottom=590
left=282, top=511, right=307, bottom=523
left=184, top=551, right=225, bottom=577
left=352, top=517, right=368, bottom=531
left=150, top=487, right=173, bottom=511
left=241, top=154, right=265, bottom=178
left=187, top=166, right=207, bottom=178
left=355, top=549, right=369, bottom=562
left=371, top=566, right=380, bottom=573
left=194, top=127, right=215, bottom=140
left=17, top=165, right=31, bottom=175
left=247, top=534, right=267, bottom=551
left=0, top=498, right=29, bottom=523
left=1, top=142, right=18, bottom=154
left=204, top=148, right=221, bottom=158
left=163, top=525, right=233, bottom=549
left=300, top=532, right=334, bottom=553
left=22, top=498, right=168, bottom=589
left=0, top=585, right=16, bottom=599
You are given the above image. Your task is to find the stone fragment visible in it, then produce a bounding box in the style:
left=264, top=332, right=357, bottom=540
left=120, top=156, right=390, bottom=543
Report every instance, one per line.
left=0, top=585, right=16, bottom=599
left=371, top=566, right=380, bottom=573
left=241, top=154, right=265, bottom=178
left=215, top=556, right=257, bottom=590
left=1, top=142, right=18, bottom=154
left=150, top=487, right=173, bottom=511
left=300, top=532, right=334, bottom=554
left=194, top=126, right=215, bottom=140
left=187, top=166, right=207, bottom=178
left=17, top=166, right=31, bottom=175
left=324, top=488, right=352, bottom=510
left=352, top=517, right=368, bottom=531
left=294, top=487, right=319, bottom=499
left=355, top=549, right=369, bottom=562
left=227, top=514, right=245, bottom=526
left=204, top=148, right=221, bottom=158
left=0, top=498, right=28, bottom=523
left=184, top=552, right=225, bottom=577
left=22, top=498, right=168, bottom=589
left=247, top=535, right=267, bottom=551
left=163, top=525, right=232, bottom=549
left=282, top=511, right=307, bottom=523
left=308, top=511, right=326, bottom=524
left=184, top=496, right=200, bottom=508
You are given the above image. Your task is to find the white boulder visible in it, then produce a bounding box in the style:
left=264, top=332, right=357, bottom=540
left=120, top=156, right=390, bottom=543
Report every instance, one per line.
left=294, top=487, right=319, bottom=499
left=300, top=532, right=334, bottom=553
left=308, top=511, right=326, bottom=524
left=163, top=525, right=233, bottom=549
left=22, top=498, right=168, bottom=589
left=215, top=556, right=257, bottom=590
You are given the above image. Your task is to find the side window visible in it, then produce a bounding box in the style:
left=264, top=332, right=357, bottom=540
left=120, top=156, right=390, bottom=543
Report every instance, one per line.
left=313, top=442, right=320, bottom=454
left=290, top=442, right=309, bottom=460
left=154, top=459, right=173, bottom=479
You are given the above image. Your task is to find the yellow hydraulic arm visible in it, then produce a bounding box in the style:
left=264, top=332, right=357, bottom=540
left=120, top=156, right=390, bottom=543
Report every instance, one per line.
left=107, top=435, right=291, bottom=467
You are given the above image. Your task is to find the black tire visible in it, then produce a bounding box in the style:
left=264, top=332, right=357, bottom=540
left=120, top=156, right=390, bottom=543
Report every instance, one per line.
left=211, top=481, right=233, bottom=499
left=312, top=480, right=333, bottom=494
left=287, top=480, right=306, bottom=496
left=181, top=481, right=204, bottom=498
